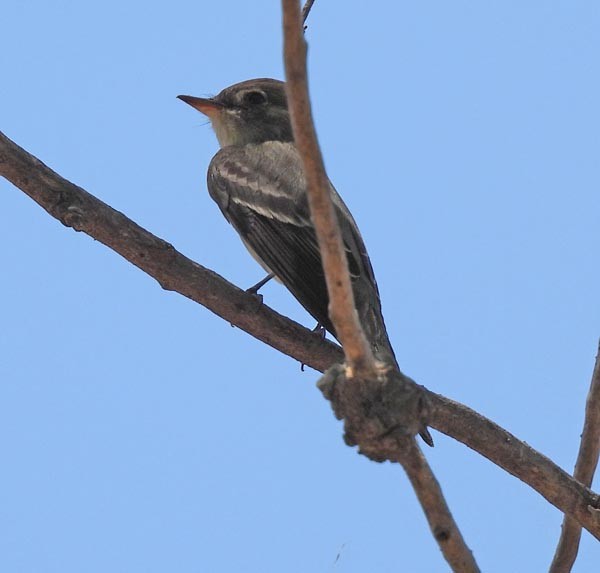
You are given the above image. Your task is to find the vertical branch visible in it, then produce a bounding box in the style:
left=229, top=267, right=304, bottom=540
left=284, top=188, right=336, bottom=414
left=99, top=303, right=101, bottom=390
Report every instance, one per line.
left=281, top=0, right=377, bottom=376
left=281, top=3, right=480, bottom=570
left=549, top=342, right=600, bottom=572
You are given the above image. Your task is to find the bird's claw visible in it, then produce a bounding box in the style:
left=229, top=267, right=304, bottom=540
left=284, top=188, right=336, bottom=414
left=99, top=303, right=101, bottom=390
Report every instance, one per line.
left=312, top=323, right=327, bottom=339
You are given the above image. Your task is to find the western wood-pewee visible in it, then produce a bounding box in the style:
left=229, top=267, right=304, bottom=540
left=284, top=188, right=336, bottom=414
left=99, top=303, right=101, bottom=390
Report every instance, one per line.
left=178, top=78, right=395, bottom=362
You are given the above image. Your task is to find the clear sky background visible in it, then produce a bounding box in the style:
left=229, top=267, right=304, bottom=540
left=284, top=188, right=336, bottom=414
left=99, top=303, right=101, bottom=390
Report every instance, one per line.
left=1, top=1, right=599, bottom=571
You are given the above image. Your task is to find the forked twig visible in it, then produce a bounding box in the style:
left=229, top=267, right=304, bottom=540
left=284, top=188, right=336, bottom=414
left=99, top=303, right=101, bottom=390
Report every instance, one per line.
left=549, top=342, right=600, bottom=572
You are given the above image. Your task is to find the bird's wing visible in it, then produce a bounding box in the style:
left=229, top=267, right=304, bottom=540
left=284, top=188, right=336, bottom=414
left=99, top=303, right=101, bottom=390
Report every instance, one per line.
left=207, top=140, right=384, bottom=341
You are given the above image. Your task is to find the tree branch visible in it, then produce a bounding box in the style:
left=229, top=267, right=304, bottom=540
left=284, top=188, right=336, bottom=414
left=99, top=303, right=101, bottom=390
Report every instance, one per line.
left=0, top=130, right=341, bottom=371
left=301, top=0, right=316, bottom=25
left=283, top=0, right=376, bottom=377
left=281, top=2, right=477, bottom=569
left=397, top=440, right=480, bottom=573
left=549, top=342, right=600, bottom=572
left=428, top=392, right=600, bottom=541
left=2, top=129, right=600, bottom=539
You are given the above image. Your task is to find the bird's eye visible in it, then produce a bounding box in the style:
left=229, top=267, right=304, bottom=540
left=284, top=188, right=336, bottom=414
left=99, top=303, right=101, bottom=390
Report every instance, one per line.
left=243, top=90, right=267, bottom=105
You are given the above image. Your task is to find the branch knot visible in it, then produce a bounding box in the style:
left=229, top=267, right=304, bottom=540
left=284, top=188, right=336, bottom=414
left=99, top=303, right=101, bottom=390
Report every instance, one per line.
left=317, top=361, right=429, bottom=462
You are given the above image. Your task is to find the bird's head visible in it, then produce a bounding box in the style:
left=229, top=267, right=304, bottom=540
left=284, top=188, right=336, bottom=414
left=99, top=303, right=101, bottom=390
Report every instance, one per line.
left=178, top=78, right=293, bottom=147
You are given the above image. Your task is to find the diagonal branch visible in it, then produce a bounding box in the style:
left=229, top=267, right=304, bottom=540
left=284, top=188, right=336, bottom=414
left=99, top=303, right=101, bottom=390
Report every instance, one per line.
left=2, top=128, right=600, bottom=540
left=301, top=0, right=316, bottom=25
left=0, top=131, right=340, bottom=371
left=428, top=392, right=600, bottom=541
left=549, top=341, right=600, bottom=572
left=397, top=439, right=480, bottom=572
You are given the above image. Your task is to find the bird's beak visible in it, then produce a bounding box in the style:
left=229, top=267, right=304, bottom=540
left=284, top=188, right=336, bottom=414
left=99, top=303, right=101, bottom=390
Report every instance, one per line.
left=177, top=95, right=224, bottom=118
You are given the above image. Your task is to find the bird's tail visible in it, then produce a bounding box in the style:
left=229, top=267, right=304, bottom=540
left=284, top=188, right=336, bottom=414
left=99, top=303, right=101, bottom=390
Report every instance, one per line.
left=353, top=278, right=398, bottom=367
left=356, top=283, right=434, bottom=446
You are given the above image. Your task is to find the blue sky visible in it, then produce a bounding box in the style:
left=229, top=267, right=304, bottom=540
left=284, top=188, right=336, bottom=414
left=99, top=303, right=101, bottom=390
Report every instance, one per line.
left=1, top=1, right=599, bottom=571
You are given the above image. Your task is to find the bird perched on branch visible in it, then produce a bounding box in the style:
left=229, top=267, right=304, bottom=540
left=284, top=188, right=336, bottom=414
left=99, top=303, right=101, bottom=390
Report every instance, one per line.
left=178, top=78, right=396, bottom=363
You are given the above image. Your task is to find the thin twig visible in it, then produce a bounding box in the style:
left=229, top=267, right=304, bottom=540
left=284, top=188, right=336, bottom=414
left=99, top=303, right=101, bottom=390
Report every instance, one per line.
left=549, top=342, right=600, bottom=572
left=301, top=0, right=316, bottom=25
left=281, top=0, right=376, bottom=377
left=397, top=440, right=480, bottom=572
left=2, top=129, right=600, bottom=539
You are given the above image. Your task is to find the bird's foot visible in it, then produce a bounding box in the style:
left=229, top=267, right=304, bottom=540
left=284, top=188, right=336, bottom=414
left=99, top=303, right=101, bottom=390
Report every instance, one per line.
left=312, top=323, right=327, bottom=339
left=246, top=273, right=275, bottom=300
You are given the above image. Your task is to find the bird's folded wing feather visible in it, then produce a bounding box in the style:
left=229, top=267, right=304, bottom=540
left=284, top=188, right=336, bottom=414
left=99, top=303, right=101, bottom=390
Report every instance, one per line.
left=207, top=140, right=381, bottom=338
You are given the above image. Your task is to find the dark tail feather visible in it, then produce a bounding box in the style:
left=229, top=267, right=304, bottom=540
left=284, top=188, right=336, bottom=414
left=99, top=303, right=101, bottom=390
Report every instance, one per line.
left=353, top=278, right=398, bottom=366
left=355, top=282, right=434, bottom=448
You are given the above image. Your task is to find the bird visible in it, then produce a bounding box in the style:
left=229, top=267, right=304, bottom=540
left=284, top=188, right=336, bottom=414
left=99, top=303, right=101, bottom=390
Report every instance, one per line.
left=178, top=78, right=396, bottom=363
